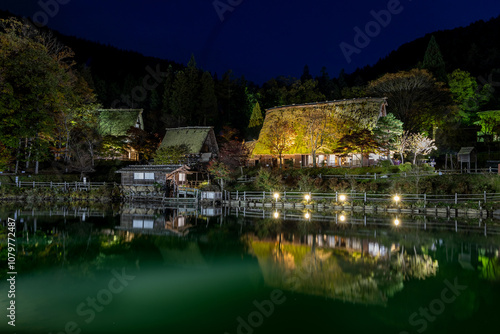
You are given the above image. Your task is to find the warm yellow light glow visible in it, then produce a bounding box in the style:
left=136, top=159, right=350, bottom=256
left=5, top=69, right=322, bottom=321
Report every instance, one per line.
left=394, top=195, right=400, bottom=203
left=339, top=215, right=346, bottom=222
left=394, top=218, right=400, bottom=226
left=305, top=212, right=310, bottom=219
left=339, top=195, right=346, bottom=202
left=274, top=211, right=279, bottom=219
left=274, top=193, right=279, bottom=199
left=304, top=194, right=311, bottom=201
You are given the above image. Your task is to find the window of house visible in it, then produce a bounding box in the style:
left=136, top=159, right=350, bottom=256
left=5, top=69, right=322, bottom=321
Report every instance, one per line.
left=178, top=173, right=186, bottom=182
left=134, top=173, right=144, bottom=180
left=144, top=173, right=155, bottom=180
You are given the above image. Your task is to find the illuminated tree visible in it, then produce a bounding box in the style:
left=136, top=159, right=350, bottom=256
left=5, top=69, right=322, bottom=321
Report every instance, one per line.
left=303, top=107, right=331, bottom=167
left=409, top=133, right=437, bottom=164
left=448, top=69, right=491, bottom=125
left=334, top=129, right=380, bottom=166
left=394, top=131, right=412, bottom=164
left=260, top=112, right=297, bottom=168
left=373, top=113, right=404, bottom=163
left=248, top=102, right=264, bottom=128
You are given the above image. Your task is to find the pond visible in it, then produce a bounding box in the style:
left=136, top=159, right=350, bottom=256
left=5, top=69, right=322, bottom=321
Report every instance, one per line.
left=1, top=202, right=500, bottom=334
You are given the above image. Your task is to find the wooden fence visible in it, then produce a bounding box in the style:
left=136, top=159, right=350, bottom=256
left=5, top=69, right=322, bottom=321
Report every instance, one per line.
left=228, top=190, right=500, bottom=205
left=0, top=180, right=112, bottom=190
left=236, top=168, right=498, bottom=184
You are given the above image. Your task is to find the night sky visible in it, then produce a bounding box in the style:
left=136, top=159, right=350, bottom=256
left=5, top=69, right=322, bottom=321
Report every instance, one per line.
left=1, top=0, right=500, bottom=83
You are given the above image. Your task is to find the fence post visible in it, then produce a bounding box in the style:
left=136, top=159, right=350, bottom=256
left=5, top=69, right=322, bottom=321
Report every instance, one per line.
left=50, top=181, right=52, bottom=188
left=244, top=191, right=246, bottom=201
left=335, top=192, right=338, bottom=202
left=236, top=190, right=238, bottom=200
left=424, top=193, right=426, bottom=208
left=455, top=193, right=458, bottom=205
left=33, top=181, right=35, bottom=188
left=484, top=191, right=487, bottom=203
left=364, top=192, right=366, bottom=203
left=284, top=191, right=286, bottom=200
left=263, top=191, right=265, bottom=200
left=374, top=173, right=377, bottom=180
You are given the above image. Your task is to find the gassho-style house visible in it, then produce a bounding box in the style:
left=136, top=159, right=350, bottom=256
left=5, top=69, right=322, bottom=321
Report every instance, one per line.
left=249, top=97, right=388, bottom=168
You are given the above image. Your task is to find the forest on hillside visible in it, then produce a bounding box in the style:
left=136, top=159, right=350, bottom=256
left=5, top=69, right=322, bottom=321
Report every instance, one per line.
left=1, top=10, right=500, bottom=174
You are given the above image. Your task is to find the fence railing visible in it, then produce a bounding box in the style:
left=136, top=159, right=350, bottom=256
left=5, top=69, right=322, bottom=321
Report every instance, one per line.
left=236, top=168, right=498, bottom=183
left=0, top=181, right=112, bottom=190
left=228, top=190, right=500, bottom=205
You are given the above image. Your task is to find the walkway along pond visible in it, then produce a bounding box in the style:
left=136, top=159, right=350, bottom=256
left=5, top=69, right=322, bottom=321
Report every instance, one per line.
left=222, top=190, right=500, bottom=219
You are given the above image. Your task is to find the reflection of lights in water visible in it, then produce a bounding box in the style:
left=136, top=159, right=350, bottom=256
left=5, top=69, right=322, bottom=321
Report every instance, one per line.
left=305, top=212, right=310, bottom=219
left=339, top=215, right=346, bottom=222
left=304, top=194, right=310, bottom=201
left=394, top=218, right=400, bottom=226
left=274, top=211, right=279, bottom=219
left=339, top=195, right=346, bottom=202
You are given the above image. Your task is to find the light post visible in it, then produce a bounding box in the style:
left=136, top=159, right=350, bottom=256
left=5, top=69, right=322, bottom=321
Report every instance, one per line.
left=304, top=194, right=311, bottom=202
left=274, top=192, right=279, bottom=203
left=339, top=194, right=346, bottom=202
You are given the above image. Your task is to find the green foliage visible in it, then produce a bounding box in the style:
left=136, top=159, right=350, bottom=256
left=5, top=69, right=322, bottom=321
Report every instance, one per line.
left=474, top=110, right=500, bottom=139
left=373, top=113, right=404, bottom=153
left=254, top=169, right=284, bottom=191
left=448, top=69, right=491, bottom=124
left=398, top=162, right=413, bottom=172
left=248, top=102, right=264, bottom=128
left=153, top=144, right=189, bottom=164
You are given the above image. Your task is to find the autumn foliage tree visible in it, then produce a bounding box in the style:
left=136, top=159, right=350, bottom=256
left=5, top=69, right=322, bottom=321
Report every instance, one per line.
left=260, top=112, right=297, bottom=168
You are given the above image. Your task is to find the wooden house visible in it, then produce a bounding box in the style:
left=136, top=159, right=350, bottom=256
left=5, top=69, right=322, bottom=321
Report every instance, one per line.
left=97, top=109, right=144, bottom=161
left=159, top=126, right=219, bottom=165
left=116, top=164, right=184, bottom=186
left=250, top=98, right=388, bottom=168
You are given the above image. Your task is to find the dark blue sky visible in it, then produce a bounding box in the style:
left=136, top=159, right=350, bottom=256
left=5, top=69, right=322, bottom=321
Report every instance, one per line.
left=2, top=0, right=500, bottom=83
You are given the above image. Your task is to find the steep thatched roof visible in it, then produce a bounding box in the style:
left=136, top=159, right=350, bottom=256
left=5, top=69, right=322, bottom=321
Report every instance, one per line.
left=98, top=109, right=143, bottom=136
left=253, top=98, right=387, bottom=155
left=159, top=127, right=217, bottom=154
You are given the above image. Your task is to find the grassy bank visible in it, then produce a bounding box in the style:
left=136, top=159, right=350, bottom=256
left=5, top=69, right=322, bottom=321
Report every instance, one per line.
left=229, top=165, right=500, bottom=196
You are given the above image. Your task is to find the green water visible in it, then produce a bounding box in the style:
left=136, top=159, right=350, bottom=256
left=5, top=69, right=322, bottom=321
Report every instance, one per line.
left=1, top=203, right=500, bottom=334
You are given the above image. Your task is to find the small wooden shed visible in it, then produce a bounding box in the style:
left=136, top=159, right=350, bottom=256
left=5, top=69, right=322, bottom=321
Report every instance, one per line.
left=457, top=147, right=477, bottom=173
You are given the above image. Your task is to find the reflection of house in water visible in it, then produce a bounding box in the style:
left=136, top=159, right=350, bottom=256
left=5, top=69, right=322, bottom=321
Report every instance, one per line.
left=118, top=206, right=197, bottom=236
left=249, top=233, right=421, bottom=306
left=303, top=234, right=397, bottom=258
